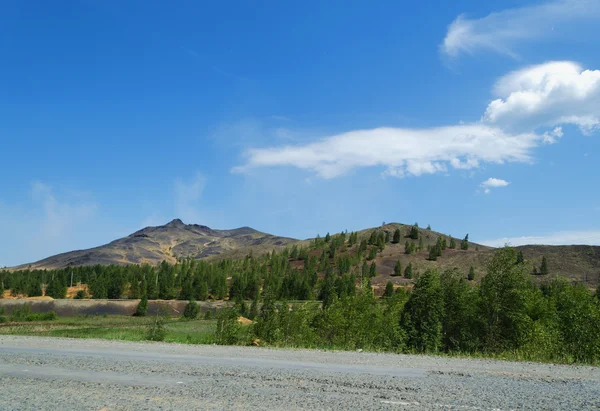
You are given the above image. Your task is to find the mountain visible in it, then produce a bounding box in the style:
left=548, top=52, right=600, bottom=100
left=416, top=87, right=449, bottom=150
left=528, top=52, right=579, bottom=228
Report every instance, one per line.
left=14, top=219, right=297, bottom=270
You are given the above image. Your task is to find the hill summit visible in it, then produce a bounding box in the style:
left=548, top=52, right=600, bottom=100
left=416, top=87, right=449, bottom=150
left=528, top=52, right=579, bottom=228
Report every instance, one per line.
left=15, top=219, right=296, bottom=270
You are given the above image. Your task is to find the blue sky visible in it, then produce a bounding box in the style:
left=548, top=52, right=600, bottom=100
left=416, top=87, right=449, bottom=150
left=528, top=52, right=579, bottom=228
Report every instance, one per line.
left=2, top=0, right=600, bottom=267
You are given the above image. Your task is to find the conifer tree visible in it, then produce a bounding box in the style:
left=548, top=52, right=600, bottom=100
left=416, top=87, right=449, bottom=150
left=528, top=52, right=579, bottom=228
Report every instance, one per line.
left=367, top=247, right=377, bottom=261
left=409, top=224, right=419, bottom=240
left=393, top=260, right=402, bottom=276
left=361, top=260, right=369, bottom=279
left=516, top=250, right=525, bottom=264
left=460, top=234, right=469, bottom=250
left=383, top=281, right=394, bottom=298
left=428, top=246, right=438, bottom=261
left=418, top=236, right=424, bottom=251
left=384, top=231, right=391, bottom=244
left=540, top=256, right=549, bottom=275
left=404, top=263, right=413, bottom=279
left=441, top=237, right=448, bottom=250
left=392, top=228, right=401, bottom=244
left=369, top=262, right=377, bottom=278
left=184, top=298, right=200, bottom=319
left=449, top=237, right=457, bottom=249
left=468, top=266, right=475, bottom=281
left=325, top=232, right=331, bottom=243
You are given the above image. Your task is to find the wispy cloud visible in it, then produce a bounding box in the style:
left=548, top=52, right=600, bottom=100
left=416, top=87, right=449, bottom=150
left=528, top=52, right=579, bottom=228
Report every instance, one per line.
left=0, top=182, right=100, bottom=267
left=174, top=172, right=206, bottom=224
left=234, top=125, right=541, bottom=179
left=441, top=0, right=600, bottom=59
left=482, top=230, right=600, bottom=246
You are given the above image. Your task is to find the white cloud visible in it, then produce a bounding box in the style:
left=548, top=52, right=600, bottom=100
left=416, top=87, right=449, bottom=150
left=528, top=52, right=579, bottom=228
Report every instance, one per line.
left=441, top=0, right=600, bottom=59
left=174, top=173, right=206, bottom=224
left=481, top=230, right=600, bottom=247
left=483, top=61, right=600, bottom=133
left=234, top=124, right=544, bottom=179
left=481, top=178, right=510, bottom=188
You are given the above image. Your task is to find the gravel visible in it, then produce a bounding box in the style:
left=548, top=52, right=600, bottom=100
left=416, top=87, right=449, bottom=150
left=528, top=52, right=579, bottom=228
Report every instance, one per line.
left=1, top=336, right=599, bottom=410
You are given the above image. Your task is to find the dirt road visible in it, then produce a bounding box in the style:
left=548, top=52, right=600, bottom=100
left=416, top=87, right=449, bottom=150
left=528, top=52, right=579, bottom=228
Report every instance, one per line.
left=1, top=336, right=599, bottom=410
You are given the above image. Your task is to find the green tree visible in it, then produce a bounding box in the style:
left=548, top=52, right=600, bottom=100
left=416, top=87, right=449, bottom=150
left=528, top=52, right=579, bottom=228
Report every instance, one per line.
left=479, top=247, right=532, bottom=352
left=409, top=224, right=419, bottom=240
left=367, top=247, right=377, bottom=261
left=383, top=281, right=394, bottom=298
left=393, top=260, right=402, bottom=277
left=135, top=294, right=148, bottom=316
left=540, top=256, right=549, bottom=275
left=392, top=228, right=401, bottom=244
left=369, top=262, right=377, bottom=278
left=400, top=269, right=444, bottom=352
left=516, top=250, right=525, bottom=264
left=134, top=276, right=148, bottom=316
left=468, top=266, right=476, bottom=281
left=449, top=237, right=457, bottom=249
left=404, top=263, right=413, bottom=279
left=428, top=246, right=438, bottom=261
left=325, top=232, right=331, bottom=242
left=460, top=234, right=469, bottom=250
left=418, top=236, right=424, bottom=251
left=183, top=298, right=200, bottom=319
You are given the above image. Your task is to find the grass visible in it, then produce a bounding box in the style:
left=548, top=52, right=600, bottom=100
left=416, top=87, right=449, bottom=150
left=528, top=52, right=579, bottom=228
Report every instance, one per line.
left=0, top=315, right=218, bottom=344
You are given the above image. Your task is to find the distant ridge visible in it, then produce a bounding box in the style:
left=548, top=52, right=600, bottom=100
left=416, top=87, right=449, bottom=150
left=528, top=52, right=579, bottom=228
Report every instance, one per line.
left=14, top=219, right=297, bottom=270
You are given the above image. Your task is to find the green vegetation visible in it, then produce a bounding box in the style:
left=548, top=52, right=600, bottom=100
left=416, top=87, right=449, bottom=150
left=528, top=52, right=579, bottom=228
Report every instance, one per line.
left=8, top=304, right=57, bottom=322
left=1, top=247, right=599, bottom=365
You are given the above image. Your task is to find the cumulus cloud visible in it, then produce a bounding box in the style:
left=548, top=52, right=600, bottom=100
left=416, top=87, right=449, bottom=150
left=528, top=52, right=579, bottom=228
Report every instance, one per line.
left=441, top=0, right=600, bottom=59
left=481, top=230, right=600, bottom=247
left=174, top=173, right=206, bottom=223
left=484, top=61, right=600, bottom=133
left=234, top=125, right=544, bottom=179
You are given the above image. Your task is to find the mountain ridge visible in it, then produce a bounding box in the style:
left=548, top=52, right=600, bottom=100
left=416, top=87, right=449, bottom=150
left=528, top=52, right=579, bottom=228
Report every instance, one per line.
left=13, top=219, right=296, bottom=270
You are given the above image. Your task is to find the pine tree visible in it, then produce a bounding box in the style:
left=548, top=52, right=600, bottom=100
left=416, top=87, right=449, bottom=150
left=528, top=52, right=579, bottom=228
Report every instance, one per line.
left=184, top=298, right=200, bottom=319
left=418, top=236, right=424, bottom=251
left=468, top=266, right=475, bottom=281
left=383, top=281, right=394, bottom=298
left=384, top=231, right=391, bottom=244
left=248, top=292, right=259, bottom=320
left=460, top=234, right=469, bottom=250
left=405, top=241, right=411, bottom=254
left=428, top=247, right=438, bottom=261
left=392, top=228, right=401, bottom=244
left=135, top=294, right=148, bottom=316
left=404, top=263, right=413, bottom=279
left=369, top=262, right=377, bottom=278
left=540, top=256, right=549, bottom=275
left=449, top=237, right=457, bottom=249
left=516, top=250, right=525, bottom=264
left=134, top=276, right=148, bottom=316
left=409, top=224, right=419, bottom=240
left=441, top=237, right=448, bottom=250
left=393, top=260, right=402, bottom=276
left=325, top=232, right=331, bottom=243
left=367, top=247, right=377, bottom=261
left=426, top=224, right=431, bottom=230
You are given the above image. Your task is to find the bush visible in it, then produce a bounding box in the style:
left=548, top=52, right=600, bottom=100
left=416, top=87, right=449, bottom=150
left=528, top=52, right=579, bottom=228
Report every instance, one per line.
left=9, top=305, right=57, bottom=322
left=183, top=299, right=200, bottom=319
left=215, top=309, right=241, bottom=345
left=134, top=294, right=148, bottom=317
left=144, top=314, right=167, bottom=341
left=74, top=290, right=87, bottom=299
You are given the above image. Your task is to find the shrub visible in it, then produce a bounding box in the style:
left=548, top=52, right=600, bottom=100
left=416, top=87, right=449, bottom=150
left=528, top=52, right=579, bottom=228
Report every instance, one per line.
left=215, top=309, right=241, bottom=345
left=134, top=294, right=148, bottom=317
left=183, top=299, right=200, bottom=319
left=74, top=290, right=87, bottom=299
left=144, top=314, right=167, bottom=341
left=9, top=305, right=57, bottom=322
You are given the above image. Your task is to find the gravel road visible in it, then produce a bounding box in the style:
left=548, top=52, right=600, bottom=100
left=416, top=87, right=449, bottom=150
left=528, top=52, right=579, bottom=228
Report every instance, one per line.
left=1, top=336, right=599, bottom=410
